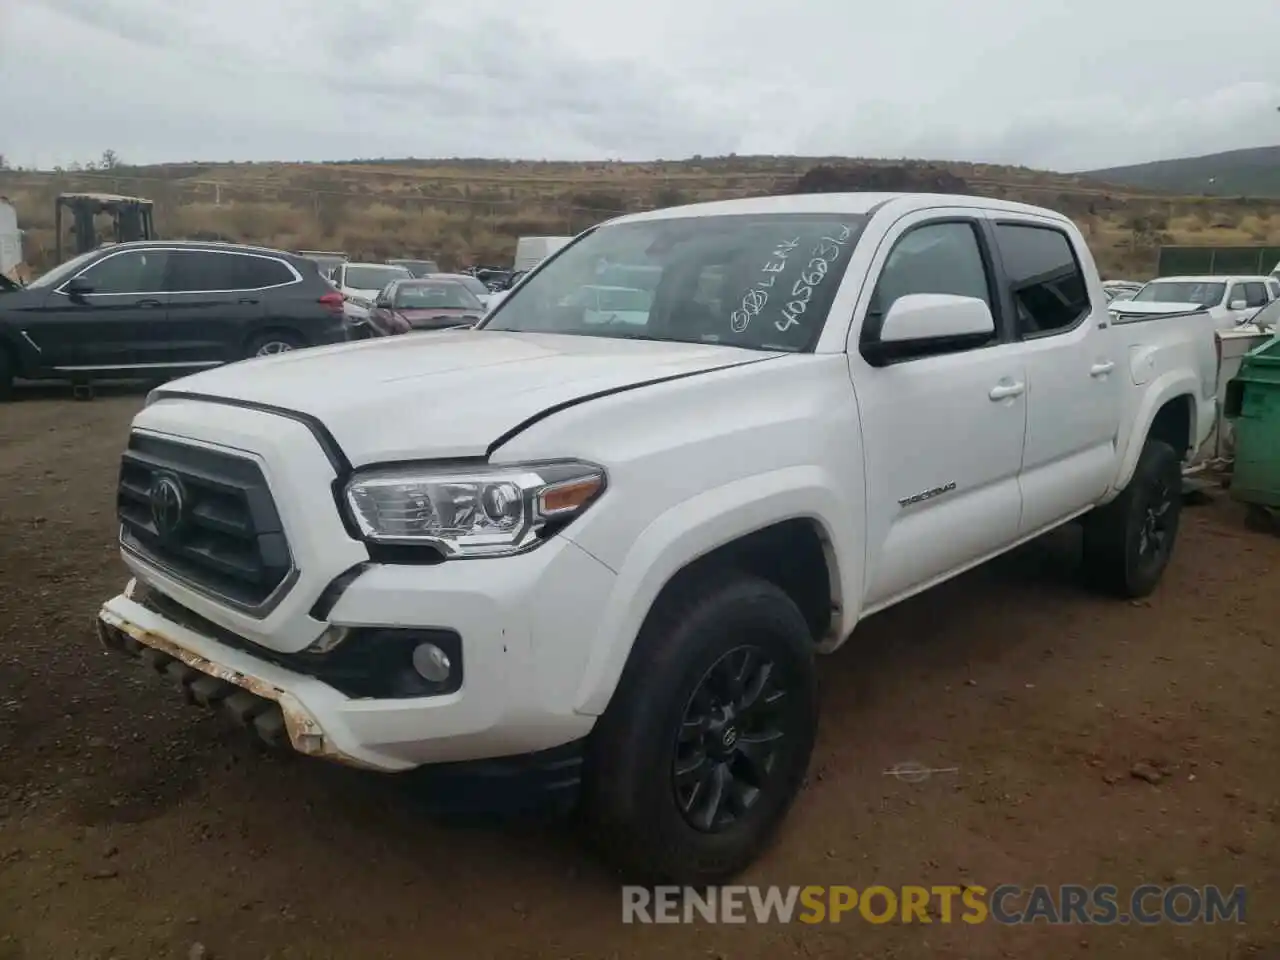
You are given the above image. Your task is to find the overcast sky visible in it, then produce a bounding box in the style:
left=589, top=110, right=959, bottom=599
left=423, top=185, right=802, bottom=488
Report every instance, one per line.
left=2, top=0, right=1277, bottom=172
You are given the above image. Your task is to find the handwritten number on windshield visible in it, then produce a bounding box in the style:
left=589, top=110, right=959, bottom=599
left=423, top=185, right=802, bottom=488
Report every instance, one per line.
left=777, top=225, right=853, bottom=332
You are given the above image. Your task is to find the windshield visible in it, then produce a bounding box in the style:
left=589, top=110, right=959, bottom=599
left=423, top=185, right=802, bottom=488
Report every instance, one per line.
left=1133, top=281, right=1225, bottom=307
left=482, top=213, right=868, bottom=351
left=394, top=282, right=482, bottom=310
left=344, top=265, right=410, bottom=290
left=26, top=249, right=101, bottom=289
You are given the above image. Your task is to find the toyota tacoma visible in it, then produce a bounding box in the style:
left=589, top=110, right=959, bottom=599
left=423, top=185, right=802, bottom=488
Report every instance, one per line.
left=98, top=192, right=1217, bottom=884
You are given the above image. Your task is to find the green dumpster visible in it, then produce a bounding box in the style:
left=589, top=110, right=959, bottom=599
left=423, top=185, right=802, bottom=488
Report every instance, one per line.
left=1224, top=334, right=1280, bottom=508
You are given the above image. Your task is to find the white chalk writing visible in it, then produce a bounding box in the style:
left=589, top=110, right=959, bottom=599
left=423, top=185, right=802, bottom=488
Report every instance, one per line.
left=731, top=237, right=800, bottom=333
left=775, top=225, right=853, bottom=333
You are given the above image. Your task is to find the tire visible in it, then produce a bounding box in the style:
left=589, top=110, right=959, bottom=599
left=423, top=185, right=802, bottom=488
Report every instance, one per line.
left=1081, top=438, right=1182, bottom=598
left=245, top=331, right=302, bottom=358
left=581, top=571, right=817, bottom=885
left=0, top=348, right=12, bottom=402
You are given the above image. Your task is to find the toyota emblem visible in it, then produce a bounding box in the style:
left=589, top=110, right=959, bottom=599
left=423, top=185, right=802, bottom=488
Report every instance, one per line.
left=148, top=473, right=186, bottom=540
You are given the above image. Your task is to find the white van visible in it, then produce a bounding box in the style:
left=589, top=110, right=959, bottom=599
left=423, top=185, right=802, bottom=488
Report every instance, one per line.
left=514, top=236, right=571, bottom=273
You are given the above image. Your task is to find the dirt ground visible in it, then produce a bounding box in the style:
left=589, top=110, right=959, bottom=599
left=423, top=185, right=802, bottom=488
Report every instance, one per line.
left=0, top=388, right=1277, bottom=960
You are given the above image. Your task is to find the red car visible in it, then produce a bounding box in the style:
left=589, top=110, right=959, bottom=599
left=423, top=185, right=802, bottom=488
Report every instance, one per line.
left=367, top=278, right=486, bottom=336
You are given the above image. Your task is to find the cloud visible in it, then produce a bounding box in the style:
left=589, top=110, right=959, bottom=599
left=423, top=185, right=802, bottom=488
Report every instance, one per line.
left=1, top=0, right=1277, bottom=170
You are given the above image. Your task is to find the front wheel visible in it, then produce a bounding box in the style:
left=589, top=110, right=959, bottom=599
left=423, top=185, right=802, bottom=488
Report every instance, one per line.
left=581, top=572, right=817, bottom=885
left=1082, top=438, right=1182, bottom=598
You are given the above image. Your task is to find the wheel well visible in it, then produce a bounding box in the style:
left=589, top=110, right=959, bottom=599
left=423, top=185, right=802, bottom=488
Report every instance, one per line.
left=1148, top=395, right=1193, bottom=458
left=648, top=519, right=838, bottom=644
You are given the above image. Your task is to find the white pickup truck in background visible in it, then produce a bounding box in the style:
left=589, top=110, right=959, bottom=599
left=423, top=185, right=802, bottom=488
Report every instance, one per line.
left=98, top=192, right=1216, bottom=884
left=1117, top=274, right=1275, bottom=329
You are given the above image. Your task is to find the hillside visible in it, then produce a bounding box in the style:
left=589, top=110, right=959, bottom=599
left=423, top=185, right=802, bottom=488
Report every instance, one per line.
left=3, top=154, right=1280, bottom=279
left=1081, top=145, right=1280, bottom=198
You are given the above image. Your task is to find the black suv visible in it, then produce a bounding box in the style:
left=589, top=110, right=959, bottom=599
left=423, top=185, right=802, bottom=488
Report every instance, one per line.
left=0, top=241, right=350, bottom=399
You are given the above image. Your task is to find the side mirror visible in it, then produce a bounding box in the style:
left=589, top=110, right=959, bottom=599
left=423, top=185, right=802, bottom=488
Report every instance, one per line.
left=65, top=276, right=93, bottom=297
left=880, top=292, right=995, bottom=342
left=1229, top=299, right=1248, bottom=311
left=863, top=293, right=995, bottom=364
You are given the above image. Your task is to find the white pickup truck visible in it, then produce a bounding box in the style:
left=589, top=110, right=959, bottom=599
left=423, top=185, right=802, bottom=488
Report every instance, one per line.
left=98, top=192, right=1216, bottom=884
left=1117, top=274, right=1275, bottom=330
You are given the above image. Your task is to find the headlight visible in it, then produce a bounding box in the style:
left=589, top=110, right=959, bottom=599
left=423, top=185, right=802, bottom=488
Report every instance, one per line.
left=343, top=461, right=606, bottom=557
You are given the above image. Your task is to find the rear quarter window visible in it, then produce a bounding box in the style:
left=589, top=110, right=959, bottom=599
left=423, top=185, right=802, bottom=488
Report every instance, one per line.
left=231, top=255, right=296, bottom=289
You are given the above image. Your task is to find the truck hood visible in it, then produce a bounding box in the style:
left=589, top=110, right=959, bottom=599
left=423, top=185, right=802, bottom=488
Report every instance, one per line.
left=154, top=330, right=782, bottom=465
left=1110, top=300, right=1210, bottom=318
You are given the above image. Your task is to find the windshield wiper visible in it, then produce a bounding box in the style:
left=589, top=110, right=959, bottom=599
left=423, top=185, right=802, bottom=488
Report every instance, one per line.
left=601, top=331, right=677, bottom=342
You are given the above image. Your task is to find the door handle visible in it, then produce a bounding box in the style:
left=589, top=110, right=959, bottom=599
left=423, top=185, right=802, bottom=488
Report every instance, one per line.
left=1090, top=361, right=1115, bottom=377
left=136, top=299, right=164, bottom=309
left=238, top=298, right=259, bottom=305
left=989, top=381, right=1025, bottom=401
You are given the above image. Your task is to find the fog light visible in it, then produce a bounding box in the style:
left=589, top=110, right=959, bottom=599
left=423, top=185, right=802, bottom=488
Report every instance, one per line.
left=411, top=643, right=452, bottom=683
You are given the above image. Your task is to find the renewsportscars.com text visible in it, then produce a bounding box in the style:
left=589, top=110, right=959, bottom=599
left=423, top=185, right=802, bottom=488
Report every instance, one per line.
left=622, top=884, right=1247, bottom=925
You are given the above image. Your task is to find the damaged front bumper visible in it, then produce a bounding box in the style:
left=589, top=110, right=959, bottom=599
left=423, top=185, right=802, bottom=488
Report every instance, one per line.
left=96, top=570, right=598, bottom=802
left=97, top=588, right=591, bottom=813
left=98, top=598, right=384, bottom=771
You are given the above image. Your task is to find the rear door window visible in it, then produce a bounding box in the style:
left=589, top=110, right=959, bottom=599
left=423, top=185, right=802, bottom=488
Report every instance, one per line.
left=993, top=223, right=1090, bottom=337
left=164, top=251, right=236, bottom=292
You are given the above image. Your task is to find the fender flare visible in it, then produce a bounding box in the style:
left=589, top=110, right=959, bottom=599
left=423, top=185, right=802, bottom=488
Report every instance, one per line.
left=1111, top=371, right=1201, bottom=495
left=568, top=465, right=863, bottom=717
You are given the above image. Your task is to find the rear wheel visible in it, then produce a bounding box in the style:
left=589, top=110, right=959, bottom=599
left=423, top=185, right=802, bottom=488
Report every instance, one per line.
left=581, top=572, right=817, bottom=885
left=0, top=348, right=12, bottom=401
left=246, top=332, right=301, bottom=358
left=1082, top=438, right=1182, bottom=598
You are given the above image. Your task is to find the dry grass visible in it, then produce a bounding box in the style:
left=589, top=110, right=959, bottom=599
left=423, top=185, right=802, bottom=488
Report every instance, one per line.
left=4, top=156, right=1280, bottom=279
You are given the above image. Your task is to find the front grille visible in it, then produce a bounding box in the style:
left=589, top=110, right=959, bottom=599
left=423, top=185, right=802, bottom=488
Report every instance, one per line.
left=117, top=432, right=294, bottom=612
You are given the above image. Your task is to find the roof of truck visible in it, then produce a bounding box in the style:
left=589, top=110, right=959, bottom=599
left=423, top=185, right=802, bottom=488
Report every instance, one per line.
left=615, top=192, right=1073, bottom=225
